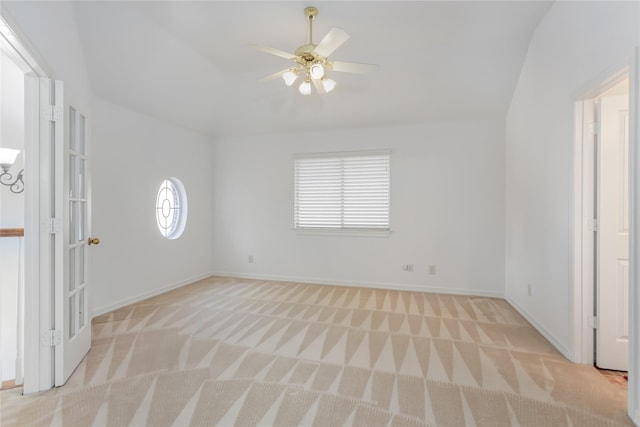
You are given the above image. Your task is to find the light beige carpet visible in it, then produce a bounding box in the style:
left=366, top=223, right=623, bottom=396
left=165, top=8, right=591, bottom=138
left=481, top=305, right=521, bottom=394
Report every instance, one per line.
left=0, top=276, right=631, bottom=426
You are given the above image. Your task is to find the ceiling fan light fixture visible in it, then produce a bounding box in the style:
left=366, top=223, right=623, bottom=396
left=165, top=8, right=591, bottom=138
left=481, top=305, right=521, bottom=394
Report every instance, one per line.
left=254, top=6, right=377, bottom=96
left=299, top=79, right=312, bottom=95
left=309, top=63, right=325, bottom=80
left=322, top=78, right=336, bottom=93
left=282, top=69, right=299, bottom=86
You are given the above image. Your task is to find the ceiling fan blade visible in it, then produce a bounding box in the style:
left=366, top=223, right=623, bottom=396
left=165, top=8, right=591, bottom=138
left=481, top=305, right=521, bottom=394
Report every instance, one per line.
left=250, top=44, right=297, bottom=60
left=311, top=78, right=326, bottom=94
left=259, top=69, right=291, bottom=83
left=330, top=60, right=378, bottom=74
left=313, top=27, right=350, bottom=58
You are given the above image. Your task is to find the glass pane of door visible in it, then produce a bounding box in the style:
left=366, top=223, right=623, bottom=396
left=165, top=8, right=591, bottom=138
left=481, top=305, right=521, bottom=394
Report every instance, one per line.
left=67, top=107, right=88, bottom=340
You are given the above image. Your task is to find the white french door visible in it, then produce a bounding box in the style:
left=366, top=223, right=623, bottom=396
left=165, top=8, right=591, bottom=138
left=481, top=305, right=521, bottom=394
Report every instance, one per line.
left=596, top=91, right=630, bottom=371
left=45, top=78, right=93, bottom=386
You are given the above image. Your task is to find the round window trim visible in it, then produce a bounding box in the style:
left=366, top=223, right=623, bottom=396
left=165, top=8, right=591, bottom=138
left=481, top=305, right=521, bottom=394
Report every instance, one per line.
left=156, top=177, right=188, bottom=239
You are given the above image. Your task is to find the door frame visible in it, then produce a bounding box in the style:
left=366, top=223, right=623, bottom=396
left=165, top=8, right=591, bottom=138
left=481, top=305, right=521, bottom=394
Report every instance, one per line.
left=629, top=46, right=640, bottom=425
left=0, top=11, right=55, bottom=394
left=572, top=49, right=639, bottom=423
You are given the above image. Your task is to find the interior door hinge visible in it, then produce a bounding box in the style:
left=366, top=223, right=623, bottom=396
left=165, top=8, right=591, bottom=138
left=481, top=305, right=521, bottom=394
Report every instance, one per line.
left=41, top=330, right=62, bottom=347
left=589, top=316, right=599, bottom=330
left=41, top=104, right=63, bottom=123
left=590, top=219, right=599, bottom=232
left=43, top=218, right=62, bottom=234
left=589, top=122, right=601, bottom=135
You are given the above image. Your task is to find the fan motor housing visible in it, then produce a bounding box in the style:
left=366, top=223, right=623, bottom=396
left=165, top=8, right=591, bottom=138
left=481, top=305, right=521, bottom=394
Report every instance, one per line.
left=295, top=44, right=317, bottom=58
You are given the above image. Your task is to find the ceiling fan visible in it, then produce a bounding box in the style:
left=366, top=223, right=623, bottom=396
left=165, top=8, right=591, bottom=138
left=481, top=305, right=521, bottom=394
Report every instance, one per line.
left=252, top=6, right=377, bottom=95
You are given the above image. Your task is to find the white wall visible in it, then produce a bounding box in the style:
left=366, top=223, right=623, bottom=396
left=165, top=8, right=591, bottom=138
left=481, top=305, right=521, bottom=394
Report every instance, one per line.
left=91, top=97, right=214, bottom=314
left=0, top=50, right=25, bottom=382
left=212, top=119, right=505, bottom=296
left=3, top=1, right=93, bottom=116
left=505, top=1, right=639, bottom=358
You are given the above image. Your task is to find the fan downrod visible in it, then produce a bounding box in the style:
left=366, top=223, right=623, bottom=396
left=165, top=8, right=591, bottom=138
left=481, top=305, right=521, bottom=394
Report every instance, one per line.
left=298, top=6, right=319, bottom=57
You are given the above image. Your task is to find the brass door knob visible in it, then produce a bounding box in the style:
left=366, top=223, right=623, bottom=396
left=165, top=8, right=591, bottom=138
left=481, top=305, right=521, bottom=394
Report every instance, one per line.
left=88, top=237, right=100, bottom=245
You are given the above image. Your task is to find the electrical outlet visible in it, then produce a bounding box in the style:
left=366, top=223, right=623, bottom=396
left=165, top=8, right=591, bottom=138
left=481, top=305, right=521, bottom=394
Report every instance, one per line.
left=402, top=264, right=414, bottom=272
left=527, top=283, right=532, bottom=296
left=248, top=255, right=254, bottom=264
left=428, top=265, right=436, bottom=275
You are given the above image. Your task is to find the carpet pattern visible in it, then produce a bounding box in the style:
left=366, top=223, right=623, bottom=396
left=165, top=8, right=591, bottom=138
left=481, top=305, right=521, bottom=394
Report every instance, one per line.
left=1, top=276, right=632, bottom=426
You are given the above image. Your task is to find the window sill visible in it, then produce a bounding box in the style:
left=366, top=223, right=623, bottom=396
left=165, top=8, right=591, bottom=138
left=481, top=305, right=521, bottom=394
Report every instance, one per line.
left=293, top=228, right=391, bottom=238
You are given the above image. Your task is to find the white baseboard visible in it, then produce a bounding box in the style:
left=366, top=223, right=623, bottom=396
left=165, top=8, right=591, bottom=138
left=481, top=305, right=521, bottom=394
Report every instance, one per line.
left=209, top=270, right=504, bottom=299
left=92, top=269, right=574, bottom=364
left=92, top=272, right=212, bottom=317
left=92, top=270, right=577, bottom=366
left=505, top=295, right=572, bottom=361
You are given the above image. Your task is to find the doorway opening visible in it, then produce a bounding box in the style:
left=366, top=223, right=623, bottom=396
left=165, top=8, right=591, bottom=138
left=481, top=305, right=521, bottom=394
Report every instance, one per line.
left=0, top=45, right=27, bottom=391
left=0, top=13, right=94, bottom=394
left=573, top=69, right=631, bottom=371
left=0, top=13, right=57, bottom=394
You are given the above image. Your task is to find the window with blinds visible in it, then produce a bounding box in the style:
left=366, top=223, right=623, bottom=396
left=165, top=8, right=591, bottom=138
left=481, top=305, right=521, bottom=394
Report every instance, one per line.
left=294, top=151, right=390, bottom=231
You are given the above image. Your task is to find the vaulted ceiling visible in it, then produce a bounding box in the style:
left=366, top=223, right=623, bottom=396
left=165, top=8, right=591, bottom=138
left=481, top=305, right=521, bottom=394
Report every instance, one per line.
left=71, top=1, right=553, bottom=138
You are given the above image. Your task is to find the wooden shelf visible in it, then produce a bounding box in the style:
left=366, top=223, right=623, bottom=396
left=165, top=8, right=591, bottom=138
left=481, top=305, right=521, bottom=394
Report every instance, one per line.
left=0, top=228, right=24, bottom=237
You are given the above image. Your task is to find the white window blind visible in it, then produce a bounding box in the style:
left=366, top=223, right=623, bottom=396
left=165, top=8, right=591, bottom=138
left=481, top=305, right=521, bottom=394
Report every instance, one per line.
left=294, top=151, right=390, bottom=231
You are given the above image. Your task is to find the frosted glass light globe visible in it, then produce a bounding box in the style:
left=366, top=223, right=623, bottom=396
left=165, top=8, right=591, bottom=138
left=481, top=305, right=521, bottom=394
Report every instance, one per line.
left=322, top=78, right=336, bottom=93
left=282, top=70, right=298, bottom=86
left=299, top=80, right=311, bottom=95
left=310, top=63, right=325, bottom=79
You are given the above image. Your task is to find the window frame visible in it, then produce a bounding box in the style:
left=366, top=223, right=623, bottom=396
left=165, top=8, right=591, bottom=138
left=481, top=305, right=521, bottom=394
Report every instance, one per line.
left=155, top=177, right=188, bottom=240
left=293, top=150, right=391, bottom=237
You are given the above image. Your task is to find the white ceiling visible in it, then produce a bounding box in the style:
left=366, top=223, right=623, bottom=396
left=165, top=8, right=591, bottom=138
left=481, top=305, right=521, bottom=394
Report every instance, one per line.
left=72, top=1, right=553, bottom=138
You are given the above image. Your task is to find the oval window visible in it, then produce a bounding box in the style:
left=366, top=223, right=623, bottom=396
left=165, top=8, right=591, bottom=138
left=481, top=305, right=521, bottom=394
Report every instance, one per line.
left=155, top=177, right=187, bottom=239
